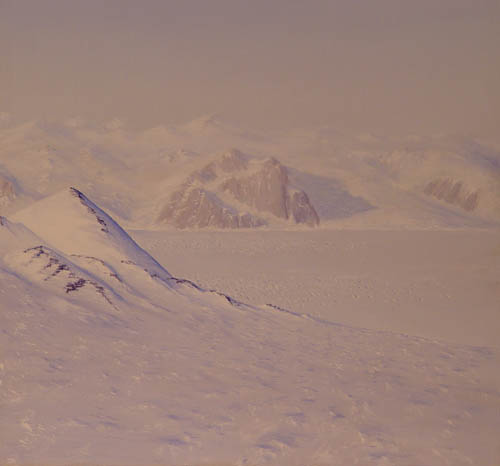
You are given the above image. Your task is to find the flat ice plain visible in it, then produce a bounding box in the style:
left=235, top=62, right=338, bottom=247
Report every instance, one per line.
left=133, top=229, right=500, bottom=347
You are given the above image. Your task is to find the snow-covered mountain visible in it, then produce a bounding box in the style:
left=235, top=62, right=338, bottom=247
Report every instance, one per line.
left=1, top=188, right=168, bottom=314
left=12, top=187, right=171, bottom=278
left=1, top=188, right=499, bottom=465
left=4, top=188, right=251, bottom=310
left=1, top=187, right=254, bottom=332
left=0, top=116, right=499, bottom=228
left=365, top=140, right=500, bottom=222
left=157, top=149, right=320, bottom=228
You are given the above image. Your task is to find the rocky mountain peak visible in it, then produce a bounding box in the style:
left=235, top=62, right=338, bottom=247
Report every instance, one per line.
left=157, top=151, right=319, bottom=229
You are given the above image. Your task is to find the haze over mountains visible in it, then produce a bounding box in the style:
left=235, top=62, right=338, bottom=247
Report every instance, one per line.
left=0, top=115, right=499, bottom=229
left=2, top=1, right=499, bottom=463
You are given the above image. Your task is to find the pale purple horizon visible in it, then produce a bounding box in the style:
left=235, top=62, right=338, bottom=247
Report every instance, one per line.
left=1, top=0, right=499, bottom=139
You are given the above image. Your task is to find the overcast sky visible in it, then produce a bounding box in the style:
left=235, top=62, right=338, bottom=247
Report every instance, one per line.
left=1, top=0, right=499, bottom=138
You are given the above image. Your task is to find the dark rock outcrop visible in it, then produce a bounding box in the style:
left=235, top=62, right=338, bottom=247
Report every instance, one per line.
left=0, top=175, right=15, bottom=204
left=157, top=185, right=265, bottom=229
left=157, top=150, right=320, bottom=229
left=424, top=178, right=479, bottom=212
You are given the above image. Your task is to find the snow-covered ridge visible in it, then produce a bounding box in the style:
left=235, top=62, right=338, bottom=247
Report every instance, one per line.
left=12, top=187, right=172, bottom=281
left=0, top=214, right=43, bottom=251
left=15, top=245, right=117, bottom=307
left=2, top=187, right=267, bottom=312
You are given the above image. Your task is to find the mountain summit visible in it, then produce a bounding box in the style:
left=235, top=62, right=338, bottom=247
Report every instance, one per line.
left=157, top=149, right=320, bottom=228
left=13, top=187, right=171, bottom=279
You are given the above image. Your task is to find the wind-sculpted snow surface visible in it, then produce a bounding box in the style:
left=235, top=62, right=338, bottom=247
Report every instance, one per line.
left=0, top=188, right=499, bottom=465
left=1, top=272, right=499, bottom=466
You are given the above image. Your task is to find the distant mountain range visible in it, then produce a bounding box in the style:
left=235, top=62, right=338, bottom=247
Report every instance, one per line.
left=0, top=117, right=499, bottom=229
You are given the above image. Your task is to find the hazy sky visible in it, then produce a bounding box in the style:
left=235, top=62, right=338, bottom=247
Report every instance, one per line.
left=1, top=0, right=499, bottom=138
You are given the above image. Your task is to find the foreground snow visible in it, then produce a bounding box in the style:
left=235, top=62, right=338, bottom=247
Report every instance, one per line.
left=2, top=269, right=499, bottom=466
left=1, top=189, right=499, bottom=465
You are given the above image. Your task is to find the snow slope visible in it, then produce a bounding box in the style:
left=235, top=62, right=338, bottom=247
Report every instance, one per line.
left=1, top=189, right=499, bottom=465
left=12, top=187, right=171, bottom=281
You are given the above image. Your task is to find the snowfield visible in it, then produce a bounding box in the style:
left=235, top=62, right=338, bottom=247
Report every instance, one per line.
left=0, top=118, right=499, bottom=465
left=132, top=228, right=500, bottom=348
left=0, top=188, right=499, bottom=466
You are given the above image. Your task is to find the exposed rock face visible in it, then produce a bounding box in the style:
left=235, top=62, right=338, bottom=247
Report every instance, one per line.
left=221, top=158, right=289, bottom=219
left=424, top=178, right=479, bottom=212
left=157, top=149, right=320, bottom=228
left=157, top=185, right=265, bottom=229
left=218, top=148, right=249, bottom=172
left=0, top=176, right=14, bottom=198
left=220, top=158, right=320, bottom=226
left=287, top=190, right=320, bottom=225
left=0, top=175, right=15, bottom=208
